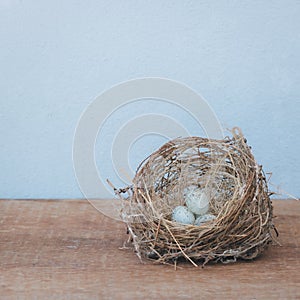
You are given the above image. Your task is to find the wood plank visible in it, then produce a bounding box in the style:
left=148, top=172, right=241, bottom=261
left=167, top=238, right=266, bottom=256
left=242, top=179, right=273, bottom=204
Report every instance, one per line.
left=0, top=199, right=299, bottom=299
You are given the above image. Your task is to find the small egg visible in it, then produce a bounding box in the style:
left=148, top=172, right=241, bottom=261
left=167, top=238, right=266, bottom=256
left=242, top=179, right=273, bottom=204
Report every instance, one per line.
left=184, top=187, right=209, bottom=215
left=172, top=206, right=195, bottom=225
left=194, top=214, right=216, bottom=226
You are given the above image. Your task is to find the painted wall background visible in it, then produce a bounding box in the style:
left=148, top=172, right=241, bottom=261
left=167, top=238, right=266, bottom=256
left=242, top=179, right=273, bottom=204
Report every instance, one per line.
left=0, top=0, right=299, bottom=199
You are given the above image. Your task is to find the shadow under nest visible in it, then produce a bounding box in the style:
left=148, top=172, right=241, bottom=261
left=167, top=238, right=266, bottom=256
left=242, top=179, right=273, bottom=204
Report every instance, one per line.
left=117, top=128, right=278, bottom=267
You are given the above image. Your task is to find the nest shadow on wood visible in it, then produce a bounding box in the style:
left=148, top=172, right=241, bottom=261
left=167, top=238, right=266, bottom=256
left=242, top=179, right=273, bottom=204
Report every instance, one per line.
left=117, top=128, right=278, bottom=267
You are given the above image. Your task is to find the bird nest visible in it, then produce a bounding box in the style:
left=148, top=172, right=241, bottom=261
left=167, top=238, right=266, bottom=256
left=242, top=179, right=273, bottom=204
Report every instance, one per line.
left=117, top=128, right=277, bottom=266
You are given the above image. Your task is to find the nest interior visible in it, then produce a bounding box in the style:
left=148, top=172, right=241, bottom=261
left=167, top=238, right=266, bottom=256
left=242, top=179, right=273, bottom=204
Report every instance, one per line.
left=119, top=128, right=277, bottom=266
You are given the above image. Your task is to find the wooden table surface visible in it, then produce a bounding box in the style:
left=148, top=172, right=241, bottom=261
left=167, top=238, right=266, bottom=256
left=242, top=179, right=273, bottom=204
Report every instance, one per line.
left=0, top=199, right=299, bottom=300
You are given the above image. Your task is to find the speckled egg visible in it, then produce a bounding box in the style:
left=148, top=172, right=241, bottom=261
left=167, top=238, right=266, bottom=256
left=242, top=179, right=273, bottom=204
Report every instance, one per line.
left=184, top=187, right=209, bottom=215
left=172, top=206, right=195, bottom=225
left=194, top=214, right=216, bottom=226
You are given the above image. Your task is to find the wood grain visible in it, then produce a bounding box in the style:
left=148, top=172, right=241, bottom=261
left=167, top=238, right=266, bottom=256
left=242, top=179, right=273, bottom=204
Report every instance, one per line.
left=0, top=199, right=299, bottom=299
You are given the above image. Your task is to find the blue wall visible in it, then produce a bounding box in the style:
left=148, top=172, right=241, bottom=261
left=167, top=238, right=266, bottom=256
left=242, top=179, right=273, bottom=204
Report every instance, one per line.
left=1, top=1, right=299, bottom=199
